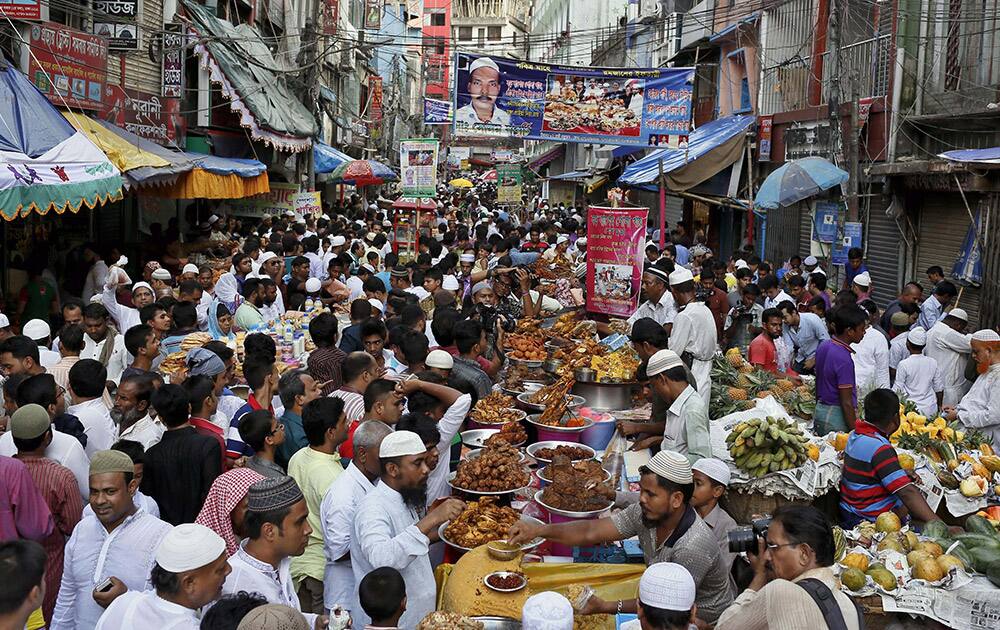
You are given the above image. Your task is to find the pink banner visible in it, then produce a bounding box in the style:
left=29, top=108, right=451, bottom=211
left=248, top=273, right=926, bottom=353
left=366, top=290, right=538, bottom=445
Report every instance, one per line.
left=586, top=206, right=648, bottom=317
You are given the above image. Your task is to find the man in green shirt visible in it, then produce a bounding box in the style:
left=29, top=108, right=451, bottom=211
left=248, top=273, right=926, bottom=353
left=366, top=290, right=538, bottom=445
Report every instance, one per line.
left=234, top=278, right=266, bottom=330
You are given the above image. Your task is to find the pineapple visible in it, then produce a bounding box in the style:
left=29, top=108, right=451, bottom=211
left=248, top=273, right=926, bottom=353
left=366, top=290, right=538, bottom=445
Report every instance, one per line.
left=725, top=347, right=743, bottom=367
left=775, top=379, right=795, bottom=392
left=737, top=374, right=753, bottom=389
left=738, top=363, right=754, bottom=374
left=727, top=387, right=748, bottom=401
left=739, top=400, right=756, bottom=410
left=756, top=390, right=773, bottom=399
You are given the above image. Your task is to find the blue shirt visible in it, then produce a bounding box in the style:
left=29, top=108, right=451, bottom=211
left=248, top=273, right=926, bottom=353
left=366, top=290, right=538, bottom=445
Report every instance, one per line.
left=675, top=244, right=690, bottom=266
left=375, top=271, right=391, bottom=292
left=276, top=410, right=307, bottom=469
left=844, top=262, right=869, bottom=287
left=507, top=248, right=540, bottom=266
left=782, top=312, right=830, bottom=363
left=916, top=296, right=945, bottom=330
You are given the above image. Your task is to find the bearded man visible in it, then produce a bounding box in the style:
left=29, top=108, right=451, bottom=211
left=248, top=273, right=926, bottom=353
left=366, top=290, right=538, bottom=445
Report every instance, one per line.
left=942, top=329, right=1000, bottom=445
left=112, top=374, right=163, bottom=450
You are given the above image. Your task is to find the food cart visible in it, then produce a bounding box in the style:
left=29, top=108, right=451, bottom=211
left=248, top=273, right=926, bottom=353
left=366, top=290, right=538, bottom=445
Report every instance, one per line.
left=390, top=197, right=436, bottom=263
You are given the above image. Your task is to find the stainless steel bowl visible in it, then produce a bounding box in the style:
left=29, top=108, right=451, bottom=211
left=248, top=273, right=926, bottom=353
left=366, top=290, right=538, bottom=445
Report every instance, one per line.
left=525, top=441, right=596, bottom=464
left=515, top=392, right=586, bottom=412
left=446, top=471, right=528, bottom=496
left=542, top=358, right=563, bottom=374
left=574, top=368, right=597, bottom=382
left=465, top=448, right=529, bottom=464
left=438, top=516, right=545, bottom=552
left=483, top=570, right=527, bottom=593
left=571, top=380, right=637, bottom=411
left=469, top=408, right=528, bottom=427
left=526, top=414, right=593, bottom=433
left=460, top=429, right=499, bottom=448
left=534, top=489, right=613, bottom=519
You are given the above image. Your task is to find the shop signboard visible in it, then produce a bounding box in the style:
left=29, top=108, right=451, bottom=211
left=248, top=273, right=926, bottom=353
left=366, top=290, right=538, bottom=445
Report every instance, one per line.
left=454, top=53, right=693, bottom=145
left=0, top=0, right=41, bottom=19
left=369, top=75, right=383, bottom=121
left=161, top=23, right=185, bottom=99
left=399, top=139, right=439, bottom=197
left=102, top=86, right=184, bottom=146
left=758, top=115, right=773, bottom=162
left=496, top=163, right=522, bottom=203
left=322, top=0, right=340, bottom=35
left=27, top=22, right=108, bottom=110
left=229, top=183, right=321, bottom=219
left=586, top=206, right=648, bottom=317
left=93, top=0, right=140, bottom=50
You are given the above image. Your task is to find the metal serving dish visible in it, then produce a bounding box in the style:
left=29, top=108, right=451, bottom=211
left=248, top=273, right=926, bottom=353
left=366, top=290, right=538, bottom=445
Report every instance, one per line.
left=505, top=354, right=544, bottom=369
left=437, top=515, right=545, bottom=552
left=465, top=448, right=529, bottom=464
left=525, top=441, right=596, bottom=464
left=537, top=462, right=612, bottom=483
left=446, top=471, right=528, bottom=496
left=468, top=408, right=528, bottom=427
left=516, top=392, right=585, bottom=413
left=542, top=358, right=563, bottom=374
left=501, top=381, right=548, bottom=398
left=573, top=368, right=597, bottom=383
left=526, top=414, right=593, bottom=433
left=483, top=571, right=528, bottom=593
left=461, top=428, right=500, bottom=448
left=471, top=617, right=522, bottom=630
left=534, top=489, right=614, bottom=519
left=571, top=380, right=638, bottom=411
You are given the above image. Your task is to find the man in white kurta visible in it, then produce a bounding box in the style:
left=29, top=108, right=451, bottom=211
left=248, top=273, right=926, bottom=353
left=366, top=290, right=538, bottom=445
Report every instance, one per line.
left=95, top=523, right=229, bottom=630
left=944, top=329, right=1000, bottom=446
left=51, top=450, right=172, bottom=630
left=220, top=476, right=318, bottom=628
left=892, top=328, right=944, bottom=418
left=924, top=310, right=973, bottom=406
left=851, top=325, right=890, bottom=397
left=626, top=268, right=677, bottom=332
left=349, top=431, right=466, bottom=628
left=667, top=267, right=718, bottom=407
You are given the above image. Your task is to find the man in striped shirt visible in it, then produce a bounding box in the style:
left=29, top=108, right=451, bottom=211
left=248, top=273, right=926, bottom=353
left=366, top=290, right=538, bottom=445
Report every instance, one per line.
left=227, top=355, right=278, bottom=460
left=839, top=389, right=942, bottom=528
left=332, top=352, right=380, bottom=459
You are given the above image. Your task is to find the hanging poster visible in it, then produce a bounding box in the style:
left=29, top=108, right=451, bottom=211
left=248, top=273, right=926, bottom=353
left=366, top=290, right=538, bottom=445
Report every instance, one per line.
left=103, top=86, right=185, bottom=146
left=423, top=98, right=453, bottom=125
left=364, top=0, right=382, bottom=30
left=832, top=221, right=863, bottom=265
left=454, top=53, right=693, bottom=145
left=161, top=23, right=185, bottom=98
left=322, top=0, right=340, bottom=35
left=368, top=76, right=383, bottom=121
left=586, top=206, right=649, bottom=317
left=399, top=139, right=439, bottom=197
left=496, top=163, right=522, bottom=203
left=812, top=200, right=840, bottom=244
left=229, top=184, right=320, bottom=219
left=447, top=146, right=471, bottom=169
left=758, top=115, right=773, bottom=162
left=28, top=22, right=108, bottom=111
left=93, top=0, right=140, bottom=50
left=0, top=0, right=41, bottom=20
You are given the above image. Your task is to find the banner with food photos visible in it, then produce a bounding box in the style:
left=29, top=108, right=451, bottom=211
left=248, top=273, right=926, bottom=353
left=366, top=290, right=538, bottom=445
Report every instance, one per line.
left=453, top=53, right=694, bottom=145
left=586, top=207, right=649, bottom=317
left=399, top=139, right=439, bottom=197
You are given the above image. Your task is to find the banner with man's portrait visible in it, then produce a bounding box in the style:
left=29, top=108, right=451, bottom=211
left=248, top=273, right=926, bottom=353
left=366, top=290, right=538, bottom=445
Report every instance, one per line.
left=453, top=53, right=694, bottom=146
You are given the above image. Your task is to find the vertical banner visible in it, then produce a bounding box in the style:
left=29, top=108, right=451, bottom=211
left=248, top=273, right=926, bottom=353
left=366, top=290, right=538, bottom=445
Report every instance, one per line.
left=812, top=200, right=840, bottom=243
left=322, top=0, right=340, bottom=35
left=758, top=115, right=773, bottom=162
left=399, top=139, right=439, bottom=197
left=364, top=0, right=382, bottom=29
left=161, top=23, right=185, bottom=99
left=832, top=221, right=863, bottom=265
left=368, top=76, right=383, bottom=121
left=496, top=163, right=522, bottom=203
left=586, top=206, right=649, bottom=317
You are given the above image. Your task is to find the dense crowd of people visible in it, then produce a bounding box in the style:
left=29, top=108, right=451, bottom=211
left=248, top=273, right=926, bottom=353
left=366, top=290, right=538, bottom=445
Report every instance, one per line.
left=0, top=186, right=997, bottom=630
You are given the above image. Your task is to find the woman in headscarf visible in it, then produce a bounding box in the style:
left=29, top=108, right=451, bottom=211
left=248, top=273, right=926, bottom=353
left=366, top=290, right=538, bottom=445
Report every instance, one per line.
left=209, top=301, right=236, bottom=341
left=214, top=272, right=244, bottom=315
left=195, top=467, right=265, bottom=555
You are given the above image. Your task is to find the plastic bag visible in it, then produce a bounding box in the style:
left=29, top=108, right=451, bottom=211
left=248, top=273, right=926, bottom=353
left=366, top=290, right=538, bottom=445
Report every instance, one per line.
left=601, top=428, right=627, bottom=486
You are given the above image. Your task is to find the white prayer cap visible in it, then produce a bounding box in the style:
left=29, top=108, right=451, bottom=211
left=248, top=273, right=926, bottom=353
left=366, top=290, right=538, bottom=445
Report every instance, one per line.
left=645, top=449, right=693, bottom=484
left=182, top=263, right=199, bottom=275
left=379, top=430, right=428, bottom=458
left=208, top=214, right=220, bottom=224
left=639, top=562, right=696, bottom=611
left=576, top=237, right=587, bottom=247
left=151, top=268, right=172, bottom=281
left=804, top=255, right=818, bottom=266
left=443, top=275, right=460, bottom=291
left=305, top=278, right=322, bottom=293
left=811, top=267, right=827, bottom=276
left=0, top=313, right=9, bottom=328
left=646, top=349, right=683, bottom=377
left=459, top=253, right=476, bottom=263
left=692, top=457, right=731, bottom=487
left=972, top=329, right=1000, bottom=342
left=283, top=209, right=296, bottom=217
left=668, top=266, right=694, bottom=286
left=359, top=264, right=376, bottom=274
left=22, top=319, right=50, bottom=341
left=522, top=591, right=574, bottom=630
left=853, top=271, right=872, bottom=287
left=155, top=523, right=226, bottom=573
left=907, top=326, right=927, bottom=346
left=258, top=251, right=278, bottom=264
left=734, top=259, right=750, bottom=270
left=949, top=308, right=969, bottom=322
left=367, top=298, right=384, bottom=313
left=331, top=235, right=346, bottom=247
left=556, top=235, right=569, bottom=245
left=426, top=349, right=454, bottom=369
left=131, top=281, right=153, bottom=295
left=382, top=220, right=392, bottom=228
left=469, top=57, right=501, bottom=74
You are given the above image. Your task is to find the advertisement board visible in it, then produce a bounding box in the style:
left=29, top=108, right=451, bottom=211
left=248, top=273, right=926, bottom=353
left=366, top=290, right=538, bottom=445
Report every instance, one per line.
left=400, top=139, right=439, bottom=197
left=93, top=0, right=140, bottom=50
left=454, top=53, right=693, bottom=145
left=496, top=163, right=522, bottom=204
left=423, top=98, right=453, bottom=125
left=102, top=86, right=184, bottom=146
left=0, top=0, right=41, bottom=20
left=28, top=22, right=108, bottom=111
left=585, top=207, right=648, bottom=317
left=229, top=184, right=321, bottom=219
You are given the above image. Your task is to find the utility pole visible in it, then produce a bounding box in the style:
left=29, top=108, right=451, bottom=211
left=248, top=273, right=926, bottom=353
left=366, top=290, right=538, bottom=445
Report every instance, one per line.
left=298, top=12, right=322, bottom=191
left=827, top=0, right=841, bottom=165
left=847, top=78, right=859, bottom=222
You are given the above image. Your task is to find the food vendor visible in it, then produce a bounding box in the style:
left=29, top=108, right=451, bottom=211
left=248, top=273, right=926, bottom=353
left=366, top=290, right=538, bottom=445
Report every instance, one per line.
left=617, top=264, right=677, bottom=335
left=942, top=329, right=1000, bottom=444
left=667, top=267, right=717, bottom=406
left=839, top=389, right=943, bottom=528
left=508, top=450, right=733, bottom=624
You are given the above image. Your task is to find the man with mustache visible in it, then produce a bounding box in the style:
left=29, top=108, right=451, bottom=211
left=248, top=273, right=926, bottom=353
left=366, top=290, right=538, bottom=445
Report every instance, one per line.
left=455, top=57, right=511, bottom=126
left=111, top=375, right=162, bottom=450
left=942, top=329, right=1000, bottom=445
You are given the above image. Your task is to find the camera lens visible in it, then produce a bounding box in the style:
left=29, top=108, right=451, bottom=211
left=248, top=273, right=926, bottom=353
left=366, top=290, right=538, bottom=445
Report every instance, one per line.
left=728, top=526, right=757, bottom=554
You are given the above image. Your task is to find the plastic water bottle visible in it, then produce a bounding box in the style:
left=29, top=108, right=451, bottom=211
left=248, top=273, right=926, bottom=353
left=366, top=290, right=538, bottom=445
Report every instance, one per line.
left=305, top=297, right=315, bottom=312
left=283, top=321, right=294, bottom=343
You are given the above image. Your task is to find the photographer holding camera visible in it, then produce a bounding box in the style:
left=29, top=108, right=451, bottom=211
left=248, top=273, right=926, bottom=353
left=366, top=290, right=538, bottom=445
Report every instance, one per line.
left=715, top=505, right=862, bottom=630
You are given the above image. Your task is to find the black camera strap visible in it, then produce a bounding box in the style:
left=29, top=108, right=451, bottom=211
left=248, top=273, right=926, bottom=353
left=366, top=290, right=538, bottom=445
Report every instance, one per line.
left=796, top=578, right=865, bottom=630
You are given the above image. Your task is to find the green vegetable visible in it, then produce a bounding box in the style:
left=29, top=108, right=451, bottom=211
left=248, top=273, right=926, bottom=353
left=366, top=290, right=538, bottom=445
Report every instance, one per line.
left=966, top=515, right=998, bottom=537
left=968, top=547, right=1000, bottom=573
left=948, top=541, right=975, bottom=571
left=954, top=533, right=1000, bottom=551
left=988, top=560, right=1000, bottom=588
left=923, top=520, right=951, bottom=540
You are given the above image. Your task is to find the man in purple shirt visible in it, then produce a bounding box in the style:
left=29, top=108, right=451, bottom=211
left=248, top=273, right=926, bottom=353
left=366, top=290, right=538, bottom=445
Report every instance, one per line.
left=0, top=455, right=54, bottom=542
left=814, top=305, right=868, bottom=435
left=843, top=247, right=869, bottom=290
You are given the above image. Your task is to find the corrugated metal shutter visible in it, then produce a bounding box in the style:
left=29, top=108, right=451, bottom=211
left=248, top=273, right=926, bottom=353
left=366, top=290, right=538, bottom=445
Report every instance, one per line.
left=916, top=193, right=981, bottom=327
left=799, top=204, right=812, bottom=259
left=121, top=0, right=165, bottom=93
left=866, top=193, right=901, bottom=308
left=664, top=195, right=683, bottom=229
left=764, top=206, right=801, bottom=264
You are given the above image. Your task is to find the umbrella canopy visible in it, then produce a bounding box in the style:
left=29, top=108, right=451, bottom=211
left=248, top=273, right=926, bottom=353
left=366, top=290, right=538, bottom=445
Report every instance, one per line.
left=314, top=142, right=353, bottom=174
left=329, top=159, right=397, bottom=186
left=754, top=156, right=848, bottom=209
left=480, top=169, right=497, bottom=182
left=392, top=197, right=437, bottom=210
left=449, top=178, right=474, bottom=188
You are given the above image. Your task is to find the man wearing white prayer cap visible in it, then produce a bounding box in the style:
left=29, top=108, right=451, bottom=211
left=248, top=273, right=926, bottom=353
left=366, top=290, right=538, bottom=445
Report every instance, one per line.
left=924, top=306, right=973, bottom=406
left=94, top=523, right=229, bottom=630
left=424, top=349, right=453, bottom=378
left=668, top=265, right=717, bottom=406
left=892, top=326, right=942, bottom=417
left=522, top=591, right=574, bottom=630
left=690, top=458, right=738, bottom=591
left=508, top=449, right=732, bottom=623
left=349, top=430, right=466, bottom=628
left=943, top=328, right=1000, bottom=444
left=635, top=563, right=698, bottom=630
left=617, top=262, right=677, bottom=336
left=455, top=56, right=511, bottom=126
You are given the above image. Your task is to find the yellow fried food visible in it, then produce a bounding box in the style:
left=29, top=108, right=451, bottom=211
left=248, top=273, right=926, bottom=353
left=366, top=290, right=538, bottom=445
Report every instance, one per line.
left=470, top=392, right=522, bottom=425
left=443, top=497, right=521, bottom=548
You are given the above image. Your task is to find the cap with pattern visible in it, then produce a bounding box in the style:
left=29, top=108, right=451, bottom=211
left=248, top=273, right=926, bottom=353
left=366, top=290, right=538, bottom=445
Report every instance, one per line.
left=151, top=268, right=173, bottom=281
left=182, top=263, right=200, bottom=275
left=155, top=523, right=226, bottom=573
left=521, top=591, right=574, bottom=630
left=972, top=329, right=1000, bottom=342
left=668, top=267, right=694, bottom=286
left=949, top=308, right=969, bottom=322
left=237, top=605, right=310, bottom=630
left=9, top=404, right=51, bottom=439
left=804, top=255, right=818, bottom=266
left=890, top=311, right=911, bottom=327
left=853, top=271, right=871, bottom=287
left=691, top=457, right=730, bottom=487
left=638, top=562, right=696, bottom=611
left=426, top=349, right=454, bottom=369
left=442, top=275, right=460, bottom=291
left=22, top=319, right=50, bottom=341
left=379, top=430, right=427, bottom=458
left=305, top=278, right=322, bottom=293
left=247, top=476, right=304, bottom=513
left=89, top=449, right=134, bottom=476
left=646, top=349, right=683, bottom=377
left=645, top=449, right=693, bottom=484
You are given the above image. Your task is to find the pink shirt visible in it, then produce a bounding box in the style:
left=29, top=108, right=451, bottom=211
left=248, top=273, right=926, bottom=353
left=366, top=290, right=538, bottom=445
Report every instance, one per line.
left=0, top=455, right=54, bottom=542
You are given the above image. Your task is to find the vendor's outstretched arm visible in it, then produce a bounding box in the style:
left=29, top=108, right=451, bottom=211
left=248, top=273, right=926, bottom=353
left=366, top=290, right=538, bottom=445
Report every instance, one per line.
left=897, top=484, right=941, bottom=525
left=507, top=516, right=621, bottom=547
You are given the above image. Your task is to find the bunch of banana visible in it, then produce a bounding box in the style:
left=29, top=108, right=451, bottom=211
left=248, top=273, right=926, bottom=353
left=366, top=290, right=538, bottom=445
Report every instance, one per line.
left=725, top=415, right=811, bottom=477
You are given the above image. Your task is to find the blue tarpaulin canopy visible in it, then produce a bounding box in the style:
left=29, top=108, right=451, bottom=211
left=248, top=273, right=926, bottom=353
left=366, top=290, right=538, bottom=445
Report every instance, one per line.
left=186, top=153, right=267, bottom=177
left=618, top=115, right=755, bottom=190
left=0, top=60, right=76, bottom=157
left=314, top=142, right=353, bottom=174
left=939, top=148, right=1000, bottom=164
left=953, top=207, right=984, bottom=286
left=549, top=170, right=590, bottom=181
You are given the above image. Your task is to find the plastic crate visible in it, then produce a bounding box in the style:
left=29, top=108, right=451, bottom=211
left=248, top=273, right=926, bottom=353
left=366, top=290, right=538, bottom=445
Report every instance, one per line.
left=573, top=543, right=628, bottom=564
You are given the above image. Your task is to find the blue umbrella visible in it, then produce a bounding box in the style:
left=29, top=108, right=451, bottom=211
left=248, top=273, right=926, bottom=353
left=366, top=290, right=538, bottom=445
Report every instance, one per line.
left=754, top=156, right=848, bottom=209
left=952, top=207, right=983, bottom=286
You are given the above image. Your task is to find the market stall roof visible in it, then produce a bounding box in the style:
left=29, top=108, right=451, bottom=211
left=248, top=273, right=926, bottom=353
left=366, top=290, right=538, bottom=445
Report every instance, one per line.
left=618, top=114, right=755, bottom=191
left=329, top=159, right=398, bottom=186
left=181, top=0, right=316, bottom=153
left=90, top=118, right=195, bottom=186
left=939, top=147, right=1000, bottom=165
left=314, top=142, right=353, bottom=174
left=155, top=152, right=269, bottom=199
left=64, top=113, right=174, bottom=181
left=549, top=170, right=590, bottom=181
left=0, top=61, right=122, bottom=221
left=528, top=144, right=565, bottom=171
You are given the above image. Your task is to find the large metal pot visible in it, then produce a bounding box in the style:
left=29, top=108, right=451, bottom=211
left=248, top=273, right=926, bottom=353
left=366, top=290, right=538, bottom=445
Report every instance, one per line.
left=570, top=380, right=637, bottom=411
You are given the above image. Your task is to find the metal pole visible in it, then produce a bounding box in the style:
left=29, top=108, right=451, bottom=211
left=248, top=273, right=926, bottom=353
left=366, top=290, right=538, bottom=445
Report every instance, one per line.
left=658, top=158, right=666, bottom=249
left=827, top=0, right=841, bottom=163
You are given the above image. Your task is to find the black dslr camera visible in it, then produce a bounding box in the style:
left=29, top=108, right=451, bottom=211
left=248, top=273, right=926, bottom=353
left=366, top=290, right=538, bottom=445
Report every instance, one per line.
left=728, top=516, right=773, bottom=554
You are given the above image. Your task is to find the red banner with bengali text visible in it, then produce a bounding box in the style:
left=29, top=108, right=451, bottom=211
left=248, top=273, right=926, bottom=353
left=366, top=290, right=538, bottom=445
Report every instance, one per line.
left=586, top=206, right=648, bottom=317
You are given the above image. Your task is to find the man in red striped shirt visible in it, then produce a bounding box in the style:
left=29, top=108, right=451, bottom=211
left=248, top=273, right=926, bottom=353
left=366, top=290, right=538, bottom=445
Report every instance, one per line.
left=332, top=352, right=381, bottom=459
